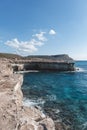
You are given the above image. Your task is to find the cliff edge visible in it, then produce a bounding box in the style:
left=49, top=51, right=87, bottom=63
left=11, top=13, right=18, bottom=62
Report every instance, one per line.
left=0, top=59, right=55, bottom=130
left=11, top=54, right=75, bottom=72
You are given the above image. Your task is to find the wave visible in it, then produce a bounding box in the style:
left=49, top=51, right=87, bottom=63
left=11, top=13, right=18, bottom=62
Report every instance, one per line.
left=23, top=97, right=45, bottom=107
left=75, top=67, right=86, bottom=72
left=15, top=70, right=39, bottom=74
left=23, top=97, right=46, bottom=119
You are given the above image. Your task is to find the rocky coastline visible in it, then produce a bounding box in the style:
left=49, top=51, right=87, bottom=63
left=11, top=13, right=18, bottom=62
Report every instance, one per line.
left=11, top=54, right=75, bottom=72
left=0, top=58, right=55, bottom=130
left=0, top=54, right=75, bottom=130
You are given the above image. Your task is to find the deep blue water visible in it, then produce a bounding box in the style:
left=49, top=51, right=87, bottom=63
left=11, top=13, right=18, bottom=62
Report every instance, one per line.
left=22, top=61, right=87, bottom=130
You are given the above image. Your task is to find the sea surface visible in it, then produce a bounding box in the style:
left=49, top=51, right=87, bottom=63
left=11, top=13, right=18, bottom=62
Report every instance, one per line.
left=22, top=61, right=87, bottom=130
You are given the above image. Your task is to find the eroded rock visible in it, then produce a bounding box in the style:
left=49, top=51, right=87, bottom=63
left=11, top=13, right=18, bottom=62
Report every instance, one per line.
left=0, top=59, right=55, bottom=130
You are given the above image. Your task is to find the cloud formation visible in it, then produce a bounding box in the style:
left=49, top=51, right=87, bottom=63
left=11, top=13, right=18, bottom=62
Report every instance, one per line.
left=49, top=29, right=56, bottom=35
left=5, top=38, right=38, bottom=53
left=34, top=32, right=47, bottom=41
left=5, top=29, right=56, bottom=55
left=5, top=32, right=47, bottom=55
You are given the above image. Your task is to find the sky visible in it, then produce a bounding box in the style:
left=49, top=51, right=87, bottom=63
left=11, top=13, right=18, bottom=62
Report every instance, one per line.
left=0, top=0, right=87, bottom=60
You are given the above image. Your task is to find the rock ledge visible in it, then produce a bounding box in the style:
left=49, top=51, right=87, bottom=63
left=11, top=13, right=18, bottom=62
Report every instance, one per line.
left=0, top=59, right=55, bottom=130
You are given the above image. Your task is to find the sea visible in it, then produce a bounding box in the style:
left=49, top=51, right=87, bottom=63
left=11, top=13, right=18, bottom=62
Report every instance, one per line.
left=22, top=61, right=87, bottom=130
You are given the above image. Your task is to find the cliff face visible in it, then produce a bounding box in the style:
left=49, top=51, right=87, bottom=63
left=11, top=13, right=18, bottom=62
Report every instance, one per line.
left=23, top=62, right=74, bottom=71
left=12, top=54, right=75, bottom=72
left=0, top=59, right=55, bottom=130
left=0, top=58, right=13, bottom=76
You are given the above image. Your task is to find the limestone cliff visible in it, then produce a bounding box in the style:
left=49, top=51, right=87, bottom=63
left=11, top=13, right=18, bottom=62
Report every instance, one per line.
left=11, top=54, right=75, bottom=72
left=0, top=59, right=55, bottom=130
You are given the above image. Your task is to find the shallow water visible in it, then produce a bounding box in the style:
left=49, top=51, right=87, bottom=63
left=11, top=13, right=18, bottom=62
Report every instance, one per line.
left=22, top=61, right=87, bottom=130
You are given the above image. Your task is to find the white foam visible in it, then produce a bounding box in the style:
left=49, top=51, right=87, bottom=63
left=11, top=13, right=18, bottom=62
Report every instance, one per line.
left=81, top=121, right=87, bottom=130
left=23, top=97, right=45, bottom=107
left=75, top=67, right=86, bottom=72
left=23, top=98, right=38, bottom=107
left=46, top=94, right=57, bottom=101
left=15, top=70, right=39, bottom=74
left=55, top=109, right=60, bottom=114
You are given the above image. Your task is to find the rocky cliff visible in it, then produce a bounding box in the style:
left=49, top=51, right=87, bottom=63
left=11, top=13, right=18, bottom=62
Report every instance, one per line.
left=0, top=59, right=55, bottom=130
left=11, top=54, right=75, bottom=72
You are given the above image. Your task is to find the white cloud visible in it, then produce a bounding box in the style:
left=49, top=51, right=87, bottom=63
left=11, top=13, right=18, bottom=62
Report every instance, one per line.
left=49, top=29, right=56, bottom=35
left=34, top=32, right=47, bottom=41
left=5, top=29, right=56, bottom=55
left=30, top=39, right=43, bottom=46
left=5, top=38, right=41, bottom=54
left=6, top=38, right=19, bottom=49
left=5, top=31, right=47, bottom=55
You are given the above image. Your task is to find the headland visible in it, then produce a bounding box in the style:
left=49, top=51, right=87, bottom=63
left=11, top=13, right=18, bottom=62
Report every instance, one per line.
left=0, top=53, right=75, bottom=130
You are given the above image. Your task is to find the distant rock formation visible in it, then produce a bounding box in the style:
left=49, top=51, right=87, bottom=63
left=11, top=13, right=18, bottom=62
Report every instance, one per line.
left=11, top=54, right=75, bottom=72
left=25, top=54, right=74, bottom=62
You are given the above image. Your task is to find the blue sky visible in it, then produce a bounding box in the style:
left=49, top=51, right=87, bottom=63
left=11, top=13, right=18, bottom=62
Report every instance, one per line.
left=0, top=0, right=87, bottom=60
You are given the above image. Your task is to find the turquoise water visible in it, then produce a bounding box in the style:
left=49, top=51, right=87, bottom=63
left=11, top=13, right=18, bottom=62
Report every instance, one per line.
left=22, top=61, right=87, bottom=130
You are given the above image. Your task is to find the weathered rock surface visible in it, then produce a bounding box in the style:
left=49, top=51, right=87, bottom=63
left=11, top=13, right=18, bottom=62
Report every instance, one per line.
left=11, top=54, right=75, bottom=72
left=0, top=58, right=13, bottom=76
left=0, top=59, right=55, bottom=130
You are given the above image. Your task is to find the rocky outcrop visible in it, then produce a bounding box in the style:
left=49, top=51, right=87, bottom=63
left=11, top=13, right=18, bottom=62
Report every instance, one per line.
left=0, top=59, right=55, bottom=130
left=23, top=62, right=74, bottom=71
left=0, top=58, right=13, bottom=76
left=12, top=54, right=75, bottom=72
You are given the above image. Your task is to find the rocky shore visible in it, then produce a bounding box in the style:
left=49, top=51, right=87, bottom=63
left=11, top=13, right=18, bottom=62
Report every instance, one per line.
left=11, top=54, right=75, bottom=72
left=0, top=58, right=55, bottom=130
